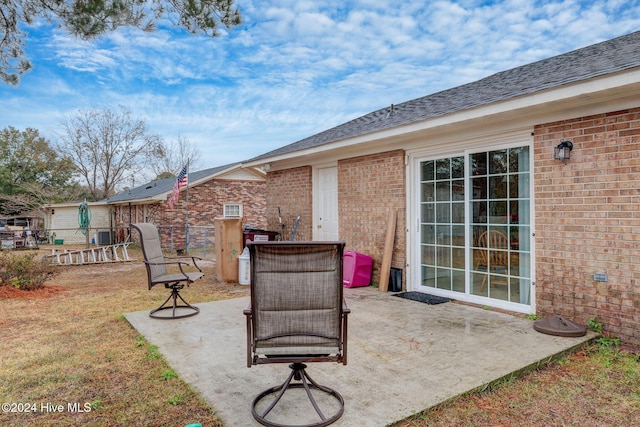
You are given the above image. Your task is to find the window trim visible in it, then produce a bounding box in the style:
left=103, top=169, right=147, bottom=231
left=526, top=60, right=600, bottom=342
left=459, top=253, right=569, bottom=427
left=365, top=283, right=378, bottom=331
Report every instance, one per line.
left=223, top=203, right=243, bottom=218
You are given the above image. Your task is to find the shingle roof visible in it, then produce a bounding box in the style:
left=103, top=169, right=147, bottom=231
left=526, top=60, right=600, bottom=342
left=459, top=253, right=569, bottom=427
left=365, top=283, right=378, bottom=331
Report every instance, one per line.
left=248, top=30, right=640, bottom=162
left=103, top=163, right=240, bottom=203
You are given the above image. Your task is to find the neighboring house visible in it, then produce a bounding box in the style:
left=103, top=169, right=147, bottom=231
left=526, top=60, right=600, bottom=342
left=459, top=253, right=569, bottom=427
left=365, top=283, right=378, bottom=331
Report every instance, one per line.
left=243, top=31, right=640, bottom=345
left=104, top=163, right=267, bottom=249
left=1, top=212, right=46, bottom=248
left=43, top=202, right=110, bottom=244
left=0, top=213, right=43, bottom=230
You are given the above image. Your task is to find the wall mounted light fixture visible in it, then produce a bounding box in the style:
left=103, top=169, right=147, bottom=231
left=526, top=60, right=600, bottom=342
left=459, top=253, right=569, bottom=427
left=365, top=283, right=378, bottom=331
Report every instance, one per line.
left=263, top=163, right=271, bottom=172
left=554, top=140, right=573, bottom=162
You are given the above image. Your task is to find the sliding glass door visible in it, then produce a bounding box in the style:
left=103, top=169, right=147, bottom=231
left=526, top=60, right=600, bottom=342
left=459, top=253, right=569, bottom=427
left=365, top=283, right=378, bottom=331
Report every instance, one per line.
left=470, top=147, right=531, bottom=304
left=417, top=145, right=532, bottom=309
left=420, top=156, right=466, bottom=292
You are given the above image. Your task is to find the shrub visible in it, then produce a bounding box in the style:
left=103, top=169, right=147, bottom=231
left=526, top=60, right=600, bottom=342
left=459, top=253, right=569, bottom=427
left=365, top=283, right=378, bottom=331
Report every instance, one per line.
left=0, top=252, right=58, bottom=290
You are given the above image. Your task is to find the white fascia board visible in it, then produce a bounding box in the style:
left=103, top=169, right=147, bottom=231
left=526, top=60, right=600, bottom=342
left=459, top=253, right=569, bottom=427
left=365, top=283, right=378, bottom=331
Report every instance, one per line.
left=108, top=197, right=165, bottom=206
left=44, top=201, right=110, bottom=208
left=187, top=164, right=265, bottom=187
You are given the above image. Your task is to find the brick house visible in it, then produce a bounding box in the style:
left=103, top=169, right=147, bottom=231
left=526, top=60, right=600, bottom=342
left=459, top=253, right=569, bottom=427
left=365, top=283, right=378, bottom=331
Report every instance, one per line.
left=105, top=163, right=267, bottom=249
left=243, top=31, right=640, bottom=345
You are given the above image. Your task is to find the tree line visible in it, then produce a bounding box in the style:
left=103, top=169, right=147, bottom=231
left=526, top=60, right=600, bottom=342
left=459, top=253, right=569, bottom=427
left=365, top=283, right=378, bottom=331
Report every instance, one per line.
left=0, top=106, right=202, bottom=216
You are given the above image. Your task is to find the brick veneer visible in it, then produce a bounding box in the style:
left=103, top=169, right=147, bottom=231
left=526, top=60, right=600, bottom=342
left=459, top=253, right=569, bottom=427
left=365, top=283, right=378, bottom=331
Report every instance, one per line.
left=338, top=150, right=406, bottom=287
left=114, top=178, right=266, bottom=248
left=534, top=107, right=640, bottom=345
left=262, top=108, right=640, bottom=346
left=265, top=166, right=313, bottom=241
left=264, top=156, right=406, bottom=286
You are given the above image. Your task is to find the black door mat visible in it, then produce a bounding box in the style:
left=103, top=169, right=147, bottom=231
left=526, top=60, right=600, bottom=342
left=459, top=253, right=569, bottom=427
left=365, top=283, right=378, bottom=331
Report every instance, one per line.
left=393, top=291, right=452, bottom=305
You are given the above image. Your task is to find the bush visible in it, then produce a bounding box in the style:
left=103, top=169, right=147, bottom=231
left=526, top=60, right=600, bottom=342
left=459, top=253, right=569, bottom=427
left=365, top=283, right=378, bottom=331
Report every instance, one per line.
left=0, top=252, right=58, bottom=290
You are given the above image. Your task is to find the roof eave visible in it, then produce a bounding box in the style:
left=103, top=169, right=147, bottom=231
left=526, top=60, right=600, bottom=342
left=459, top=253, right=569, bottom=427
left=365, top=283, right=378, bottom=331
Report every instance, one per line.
left=242, top=68, right=640, bottom=169
left=106, top=195, right=168, bottom=205
left=44, top=201, right=109, bottom=208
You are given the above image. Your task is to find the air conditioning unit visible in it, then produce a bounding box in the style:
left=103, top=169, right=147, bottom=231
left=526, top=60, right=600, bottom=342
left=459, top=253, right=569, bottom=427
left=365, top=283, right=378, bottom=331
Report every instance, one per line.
left=97, top=231, right=111, bottom=246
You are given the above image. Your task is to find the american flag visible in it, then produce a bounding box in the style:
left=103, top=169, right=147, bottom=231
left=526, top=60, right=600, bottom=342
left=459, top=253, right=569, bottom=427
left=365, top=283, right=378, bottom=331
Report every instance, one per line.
left=175, top=164, right=188, bottom=190
left=167, top=164, right=188, bottom=209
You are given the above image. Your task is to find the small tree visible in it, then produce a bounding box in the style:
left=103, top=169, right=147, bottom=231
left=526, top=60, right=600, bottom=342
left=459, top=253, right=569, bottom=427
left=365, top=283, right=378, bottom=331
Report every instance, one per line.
left=57, top=106, right=161, bottom=200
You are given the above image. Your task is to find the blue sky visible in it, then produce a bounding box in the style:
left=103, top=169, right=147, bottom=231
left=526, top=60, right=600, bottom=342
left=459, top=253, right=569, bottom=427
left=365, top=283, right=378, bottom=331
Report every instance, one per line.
left=1, top=0, right=640, bottom=173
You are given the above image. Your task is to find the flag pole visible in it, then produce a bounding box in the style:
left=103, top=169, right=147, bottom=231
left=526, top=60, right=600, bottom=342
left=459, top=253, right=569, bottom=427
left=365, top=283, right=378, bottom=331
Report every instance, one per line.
left=185, top=160, right=190, bottom=254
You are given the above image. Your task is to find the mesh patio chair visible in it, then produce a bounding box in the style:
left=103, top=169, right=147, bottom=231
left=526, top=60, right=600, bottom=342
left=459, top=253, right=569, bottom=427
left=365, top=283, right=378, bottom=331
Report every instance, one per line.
left=132, top=223, right=203, bottom=319
left=244, top=241, right=349, bottom=427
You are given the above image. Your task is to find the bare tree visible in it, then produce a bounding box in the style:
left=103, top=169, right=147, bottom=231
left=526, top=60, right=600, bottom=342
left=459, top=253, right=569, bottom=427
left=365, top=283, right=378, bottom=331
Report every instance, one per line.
left=57, top=106, right=161, bottom=200
left=0, top=183, right=71, bottom=216
left=151, top=135, right=203, bottom=179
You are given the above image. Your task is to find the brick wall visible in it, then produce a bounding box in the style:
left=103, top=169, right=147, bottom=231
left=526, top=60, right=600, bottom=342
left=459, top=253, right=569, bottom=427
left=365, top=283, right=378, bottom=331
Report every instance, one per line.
left=338, top=150, right=406, bottom=287
left=534, top=107, right=640, bottom=345
left=115, top=178, right=266, bottom=247
left=263, top=154, right=406, bottom=287
left=265, top=166, right=312, bottom=241
left=184, top=179, right=267, bottom=228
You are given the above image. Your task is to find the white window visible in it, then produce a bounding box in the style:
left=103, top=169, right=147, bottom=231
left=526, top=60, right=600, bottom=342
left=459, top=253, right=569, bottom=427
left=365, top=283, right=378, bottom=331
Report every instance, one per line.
left=224, top=203, right=242, bottom=218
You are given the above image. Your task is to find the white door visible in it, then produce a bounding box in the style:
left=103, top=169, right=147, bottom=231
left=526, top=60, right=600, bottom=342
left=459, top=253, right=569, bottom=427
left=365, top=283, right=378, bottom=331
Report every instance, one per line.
left=316, top=166, right=339, bottom=240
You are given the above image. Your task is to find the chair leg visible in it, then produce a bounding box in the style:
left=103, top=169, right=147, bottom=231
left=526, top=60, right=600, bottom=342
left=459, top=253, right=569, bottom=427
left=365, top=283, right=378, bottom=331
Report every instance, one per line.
left=480, top=272, right=489, bottom=292
left=149, top=285, right=199, bottom=319
left=251, top=362, right=344, bottom=427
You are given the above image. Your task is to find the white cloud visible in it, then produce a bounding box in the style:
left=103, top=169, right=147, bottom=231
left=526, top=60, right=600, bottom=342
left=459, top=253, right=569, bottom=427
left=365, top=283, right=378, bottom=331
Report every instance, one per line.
left=2, top=0, right=640, bottom=169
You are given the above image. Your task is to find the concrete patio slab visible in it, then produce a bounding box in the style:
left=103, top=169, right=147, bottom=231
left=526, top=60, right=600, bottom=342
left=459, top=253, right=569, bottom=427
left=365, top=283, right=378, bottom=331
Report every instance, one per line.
left=125, top=287, right=594, bottom=426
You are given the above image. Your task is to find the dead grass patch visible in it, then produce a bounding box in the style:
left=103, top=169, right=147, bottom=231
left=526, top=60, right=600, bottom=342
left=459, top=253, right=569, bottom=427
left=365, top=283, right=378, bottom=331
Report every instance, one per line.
left=0, top=247, right=247, bottom=427
left=394, top=347, right=640, bottom=427
left=2, top=247, right=639, bottom=426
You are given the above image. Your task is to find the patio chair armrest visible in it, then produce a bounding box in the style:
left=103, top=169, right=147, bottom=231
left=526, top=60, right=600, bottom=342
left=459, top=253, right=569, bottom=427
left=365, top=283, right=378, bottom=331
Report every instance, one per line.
left=342, top=300, right=350, bottom=315
left=166, top=255, right=203, bottom=260
left=166, top=255, right=203, bottom=271
left=145, top=260, right=175, bottom=266
left=145, top=260, right=195, bottom=280
left=145, top=260, right=190, bottom=267
left=190, top=256, right=202, bottom=271
left=176, top=260, right=203, bottom=277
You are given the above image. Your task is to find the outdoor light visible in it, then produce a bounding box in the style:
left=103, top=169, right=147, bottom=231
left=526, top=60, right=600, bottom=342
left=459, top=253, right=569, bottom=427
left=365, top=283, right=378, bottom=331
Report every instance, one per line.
left=262, top=163, right=271, bottom=172
left=554, top=140, right=573, bottom=162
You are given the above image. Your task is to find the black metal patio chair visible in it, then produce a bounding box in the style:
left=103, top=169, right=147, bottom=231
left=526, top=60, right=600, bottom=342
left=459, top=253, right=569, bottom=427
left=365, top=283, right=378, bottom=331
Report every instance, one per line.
left=244, top=241, right=349, bottom=427
left=132, top=222, right=203, bottom=319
